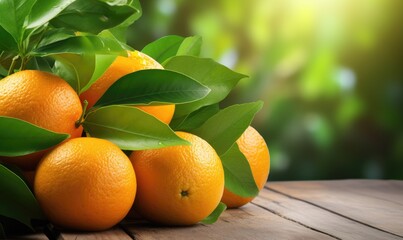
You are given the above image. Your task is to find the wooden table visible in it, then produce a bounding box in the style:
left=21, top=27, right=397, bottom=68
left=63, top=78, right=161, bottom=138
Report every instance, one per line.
left=19, top=180, right=403, bottom=240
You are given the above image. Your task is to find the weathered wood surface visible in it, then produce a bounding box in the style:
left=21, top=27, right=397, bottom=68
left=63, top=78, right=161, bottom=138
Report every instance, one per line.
left=267, top=180, right=403, bottom=238
left=122, top=204, right=334, bottom=240
left=59, top=227, right=132, bottom=240
left=15, top=180, right=403, bottom=240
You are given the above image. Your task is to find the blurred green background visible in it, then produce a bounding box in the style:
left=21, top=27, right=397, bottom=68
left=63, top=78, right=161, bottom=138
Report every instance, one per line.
left=128, top=0, right=403, bottom=181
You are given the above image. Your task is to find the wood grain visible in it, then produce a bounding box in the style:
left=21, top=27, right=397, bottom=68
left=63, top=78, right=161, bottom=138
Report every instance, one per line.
left=7, top=233, right=49, bottom=240
left=60, top=227, right=132, bottom=240
left=123, top=203, right=335, bottom=240
left=253, top=188, right=401, bottom=240
left=267, top=180, right=403, bottom=237
left=16, top=180, right=403, bottom=239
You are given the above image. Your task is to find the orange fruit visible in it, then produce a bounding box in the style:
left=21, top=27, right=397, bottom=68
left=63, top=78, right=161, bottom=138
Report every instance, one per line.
left=136, top=105, right=175, bottom=125
left=0, top=70, right=83, bottom=170
left=80, top=50, right=175, bottom=124
left=34, top=137, right=136, bottom=231
left=221, top=126, right=270, bottom=208
left=130, top=131, right=224, bottom=225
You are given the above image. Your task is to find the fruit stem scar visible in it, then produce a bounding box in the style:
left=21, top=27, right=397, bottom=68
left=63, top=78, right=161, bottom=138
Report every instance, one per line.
left=75, top=100, right=88, bottom=128
left=180, top=190, right=189, bottom=197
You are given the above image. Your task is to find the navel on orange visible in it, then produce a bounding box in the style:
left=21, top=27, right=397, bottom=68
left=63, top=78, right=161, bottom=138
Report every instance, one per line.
left=0, top=70, right=83, bottom=170
left=80, top=50, right=175, bottom=124
left=34, top=137, right=136, bottom=231
left=221, top=126, right=270, bottom=208
left=130, top=131, right=224, bottom=225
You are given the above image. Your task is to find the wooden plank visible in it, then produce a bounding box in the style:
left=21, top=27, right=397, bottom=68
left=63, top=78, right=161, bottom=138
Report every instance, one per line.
left=7, top=233, right=49, bottom=240
left=267, top=180, right=403, bottom=237
left=123, top=203, right=336, bottom=240
left=60, top=227, right=132, bottom=240
left=253, top=188, right=402, bottom=240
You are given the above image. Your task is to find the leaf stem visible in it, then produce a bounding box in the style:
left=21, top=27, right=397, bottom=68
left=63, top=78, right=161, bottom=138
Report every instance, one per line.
left=33, top=25, right=48, bottom=51
left=19, top=57, right=28, bottom=71
left=75, top=100, right=88, bottom=128
left=7, top=55, right=19, bottom=76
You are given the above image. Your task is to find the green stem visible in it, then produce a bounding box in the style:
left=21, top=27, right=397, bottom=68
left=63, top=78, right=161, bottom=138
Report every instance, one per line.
left=33, top=25, right=48, bottom=50
left=7, top=55, right=19, bottom=76
left=75, top=100, right=88, bottom=128
left=19, top=57, right=27, bottom=71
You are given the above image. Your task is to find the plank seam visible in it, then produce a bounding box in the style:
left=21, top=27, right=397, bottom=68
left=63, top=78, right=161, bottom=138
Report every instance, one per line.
left=266, top=186, right=403, bottom=239
left=43, top=223, right=62, bottom=240
left=119, top=223, right=137, bottom=240
left=251, top=202, right=341, bottom=240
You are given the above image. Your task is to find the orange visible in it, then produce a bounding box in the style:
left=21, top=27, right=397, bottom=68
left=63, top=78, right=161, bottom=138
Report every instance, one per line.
left=130, top=131, right=224, bottom=225
left=221, top=126, right=270, bottom=208
left=136, top=105, right=175, bottom=125
left=80, top=50, right=175, bottom=124
left=34, top=137, right=136, bottom=231
left=0, top=70, right=83, bottom=170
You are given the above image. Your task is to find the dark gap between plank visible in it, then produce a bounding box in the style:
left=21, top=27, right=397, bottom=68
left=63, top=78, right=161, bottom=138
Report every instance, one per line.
left=118, top=223, right=137, bottom=240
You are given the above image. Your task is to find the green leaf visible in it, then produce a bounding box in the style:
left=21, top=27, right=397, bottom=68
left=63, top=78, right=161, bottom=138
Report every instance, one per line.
left=0, top=116, right=69, bottom=157
left=120, top=0, right=142, bottom=24
left=221, top=144, right=259, bottom=197
left=53, top=53, right=95, bottom=93
left=0, top=26, right=17, bottom=52
left=27, top=0, right=76, bottom=29
left=37, top=28, right=76, bottom=48
left=93, top=69, right=210, bottom=107
left=83, top=105, right=189, bottom=150
left=21, top=25, right=48, bottom=57
left=170, top=104, right=219, bottom=131
left=177, top=36, right=202, bottom=57
left=54, top=53, right=116, bottom=94
left=1, top=163, right=30, bottom=187
left=53, top=58, right=80, bottom=92
left=164, top=56, right=247, bottom=117
left=25, top=57, right=53, bottom=73
left=201, top=202, right=226, bottom=224
left=50, top=0, right=140, bottom=34
left=191, top=101, right=263, bottom=156
left=33, top=35, right=127, bottom=56
left=0, top=64, right=8, bottom=79
left=97, top=30, right=132, bottom=50
left=48, top=34, right=119, bottom=93
left=142, top=35, right=202, bottom=64
left=0, top=0, right=36, bottom=44
left=0, top=164, right=44, bottom=229
left=142, top=35, right=185, bottom=63
left=108, top=0, right=142, bottom=42
left=80, top=54, right=117, bottom=93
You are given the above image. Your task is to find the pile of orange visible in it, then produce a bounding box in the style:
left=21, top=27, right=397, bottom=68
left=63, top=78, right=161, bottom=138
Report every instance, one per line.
left=0, top=51, right=270, bottom=231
